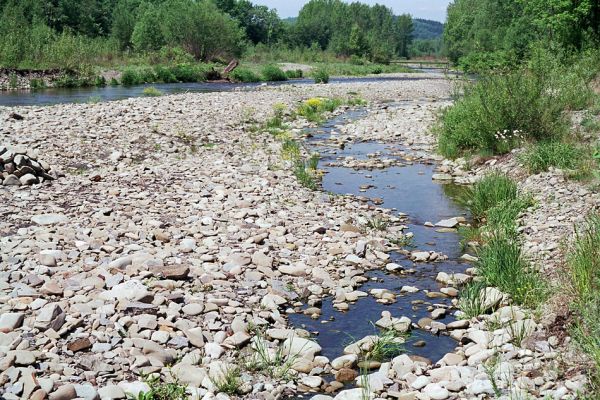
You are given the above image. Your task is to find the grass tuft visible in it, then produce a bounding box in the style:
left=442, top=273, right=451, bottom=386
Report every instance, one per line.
left=261, top=64, right=288, bottom=82
left=143, top=87, right=162, bottom=97
left=520, top=140, right=586, bottom=174
left=458, top=171, right=519, bottom=221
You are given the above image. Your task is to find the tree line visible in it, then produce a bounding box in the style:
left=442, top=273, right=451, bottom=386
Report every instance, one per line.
left=444, top=0, right=600, bottom=71
left=0, top=0, right=416, bottom=69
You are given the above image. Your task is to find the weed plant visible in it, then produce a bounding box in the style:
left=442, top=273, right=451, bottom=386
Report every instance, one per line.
left=261, top=64, right=287, bottom=81
left=458, top=171, right=518, bottom=221
left=520, top=141, right=585, bottom=173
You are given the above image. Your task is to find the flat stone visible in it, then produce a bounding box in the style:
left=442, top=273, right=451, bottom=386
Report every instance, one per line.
left=0, top=313, right=24, bottom=332
left=67, top=338, right=92, bottom=352
left=49, top=384, right=77, bottom=400
left=31, top=214, right=68, bottom=226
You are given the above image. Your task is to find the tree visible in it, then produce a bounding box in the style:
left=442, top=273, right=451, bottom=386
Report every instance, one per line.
left=396, top=14, right=414, bottom=59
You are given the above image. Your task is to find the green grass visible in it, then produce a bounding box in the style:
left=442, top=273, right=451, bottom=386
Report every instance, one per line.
left=475, top=231, right=545, bottom=308
left=261, top=64, right=288, bottom=81
left=296, top=97, right=343, bottom=123
left=313, top=68, right=330, bottom=84
left=520, top=140, right=586, bottom=173
left=294, top=161, right=319, bottom=190
left=364, top=328, right=405, bottom=362
left=458, top=281, right=492, bottom=318
left=569, top=215, right=600, bottom=393
left=245, top=328, right=299, bottom=379
left=366, top=216, right=389, bottom=231
left=143, top=87, right=162, bottom=97
left=210, top=366, right=241, bottom=395
left=458, top=171, right=519, bottom=221
left=230, top=68, right=262, bottom=83
left=127, top=374, right=187, bottom=400
left=436, top=73, right=566, bottom=159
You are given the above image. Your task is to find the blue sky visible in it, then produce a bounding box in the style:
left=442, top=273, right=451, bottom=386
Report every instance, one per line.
left=252, top=0, right=452, bottom=22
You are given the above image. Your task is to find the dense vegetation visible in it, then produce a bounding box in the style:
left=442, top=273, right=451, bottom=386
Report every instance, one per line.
left=441, top=0, right=600, bottom=394
left=0, top=0, right=419, bottom=71
left=445, top=0, right=600, bottom=71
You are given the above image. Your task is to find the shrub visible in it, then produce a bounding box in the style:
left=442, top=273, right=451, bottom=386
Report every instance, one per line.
left=171, top=64, right=204, bottom=82
left=143, top=87, right=162, bottom=97
left=436, top=71, right=568, bottom=158
left=313, top=68, right=330, bottom=84
left=520, top=141, right=585, bottom=173
left=154, top=66, right=178, bottom=83
left=230, top=68, right=261, bottom=83
left=285, top=69, right=303, bottom=79
left=261, top=64, right=288, bottom=81
left=459, top=171, right=519, bottom=220
left=29, top=79, right=46, bottom=90
left=121, top=69, right=142, bottom=86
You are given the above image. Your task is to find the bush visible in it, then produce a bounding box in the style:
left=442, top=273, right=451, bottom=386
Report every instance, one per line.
left=437, top=71, right=568, bottom=158
left=520, top=141, right=585, bottom=173
left=285, top=69, right=303, bottom=79
left=230, top=68, right=261, bottom=83
left=120, top=69, right=142, bottom=86
left=154, top=66, right=178, bottom=83
left=459, top=171, right=519, bottom=220
left=313, top=68, right=329, bottom=84
left=143, top=87, right=162, bottom=97
left=261, top=64, right=287, bottom=81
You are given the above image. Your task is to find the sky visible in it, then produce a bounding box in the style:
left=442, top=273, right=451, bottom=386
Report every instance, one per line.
left=252, top=0, right=452, bottom=22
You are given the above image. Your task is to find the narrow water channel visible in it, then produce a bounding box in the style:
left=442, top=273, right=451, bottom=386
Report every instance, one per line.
left=288, top=106, right=470, bottom=396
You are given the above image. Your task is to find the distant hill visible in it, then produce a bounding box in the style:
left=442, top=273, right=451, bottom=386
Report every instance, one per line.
left=413, top=19, right=444, bottom=40
left=283, top=17, right=297, bottom=24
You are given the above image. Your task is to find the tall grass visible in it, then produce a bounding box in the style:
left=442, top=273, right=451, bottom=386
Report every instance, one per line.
left=436, top=49, right=599, bottom=159
left=475, top=231, right=545, bottom=307
left=261, top=64, right=287, bottom=81
left=569, top=215, right=600, bottom=392
left=458, top=172, right=545, bottom=316
left=458, top=171, right=519, bottom=221
left=520, top=141, right=586, bottom=173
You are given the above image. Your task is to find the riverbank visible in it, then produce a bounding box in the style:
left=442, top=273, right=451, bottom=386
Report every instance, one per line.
left=0, top=61, right=415, bottom=91
left=0, top=76, right=594, bottom=399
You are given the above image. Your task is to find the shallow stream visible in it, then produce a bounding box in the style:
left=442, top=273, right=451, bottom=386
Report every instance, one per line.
left=288, top=106, right=469, bottom=396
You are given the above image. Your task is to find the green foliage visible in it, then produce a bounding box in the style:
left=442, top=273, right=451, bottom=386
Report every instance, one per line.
left=245, top=328, right=298, bottom=379
left=210, top=366, right=241, bottom=395
left=437, top=70, right=568, bottom=158
left=292, top=0, right=414, bottom=61
left=285, top=69, right=303, bottom=79
left=363, top=328, right=405, bottom=362
left=261, top=64, right=287, bottom=81
left=29, top=78, right=46, bottom=90
left=121, top=68, right=142, bottom=86
left=568, top=215, right=600, bottom=392
left=296, top=97, right=343, bottom=123
left=230, top=68, right=261, bottom=82
left=143, top=87, right=162, bottom=97
left=312, top=68, right=329, bottom=84
left=127, top=374, right=187, bottom=400
left=458, top=281, right=491, bottom=318
left=444, top=0, right=600, bottom=69
left=520, top=141, right=586, bottom=173
left=475, top=230, right=545, bottom=307
left=458, top=172, right=519, bottom=221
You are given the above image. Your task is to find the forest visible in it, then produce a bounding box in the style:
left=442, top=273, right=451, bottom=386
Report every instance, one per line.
left=0, top=0, right=418, bottom=70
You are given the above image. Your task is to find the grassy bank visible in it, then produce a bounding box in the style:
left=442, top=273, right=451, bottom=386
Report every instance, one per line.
left=436, top=48, right=600, bottom=182
left=458, top=172, right=545, bottom=317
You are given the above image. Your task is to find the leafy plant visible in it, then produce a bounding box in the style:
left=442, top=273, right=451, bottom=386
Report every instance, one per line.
left=313, top=68, right=330, bottom=84
left=143, top=87, right=163, bottom=97
left=261, top=64, right=287, bottom=81
left=458, top=281, right=490, bottom=318
left=231, top=68, right=261, bottom=83
left=366, top=216, right=389, bottom=231
left=244, top=328, right=299, bottom=379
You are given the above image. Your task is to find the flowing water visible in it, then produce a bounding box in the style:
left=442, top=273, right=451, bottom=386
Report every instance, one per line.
left=287, top=107, right=469, bottom=397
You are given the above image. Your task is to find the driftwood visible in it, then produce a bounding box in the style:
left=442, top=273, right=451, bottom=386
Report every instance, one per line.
left=222, top=60, right=239, bottom=77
